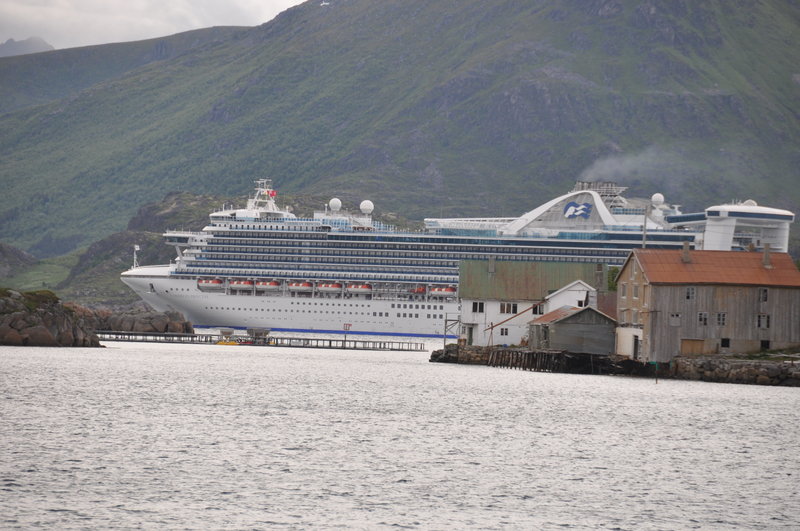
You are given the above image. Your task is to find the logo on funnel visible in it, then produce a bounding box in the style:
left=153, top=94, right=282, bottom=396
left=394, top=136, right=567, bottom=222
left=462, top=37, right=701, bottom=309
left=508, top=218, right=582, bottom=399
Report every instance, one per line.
left=564, top=202, right=592, bottom=219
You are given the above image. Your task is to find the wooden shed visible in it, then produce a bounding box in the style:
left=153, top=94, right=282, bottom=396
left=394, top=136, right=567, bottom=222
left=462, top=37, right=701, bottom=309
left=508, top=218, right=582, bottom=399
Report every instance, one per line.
left=529, top=306, right=617, bottom=355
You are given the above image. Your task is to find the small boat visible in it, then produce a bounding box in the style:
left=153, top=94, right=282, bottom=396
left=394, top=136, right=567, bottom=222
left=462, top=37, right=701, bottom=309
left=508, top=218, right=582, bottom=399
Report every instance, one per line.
left=347, top=283, right=372, bottom=294
left=255, top=280, right=281, bottom=291
left=288, top=281, right=314, bottom=292
left=409, top=286, right=427, bottom=294
left=216, top=339, right=239, bottom=345
left=230, top=280, right=255, bottom=290
left=318, top=282, right=344, bottom=292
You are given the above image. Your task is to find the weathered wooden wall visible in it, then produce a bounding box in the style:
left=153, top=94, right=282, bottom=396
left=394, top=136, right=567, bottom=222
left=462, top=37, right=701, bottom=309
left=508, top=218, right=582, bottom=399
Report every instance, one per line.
left=647, top=285, right=800, bottom=362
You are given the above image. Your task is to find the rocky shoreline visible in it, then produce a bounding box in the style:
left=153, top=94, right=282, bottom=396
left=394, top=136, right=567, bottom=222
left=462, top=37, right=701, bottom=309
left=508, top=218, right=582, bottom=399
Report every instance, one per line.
left=430, top=344, right=800, bottom=386
left=669, top=356, right=800, bottom=386
left=0, top=289, right=193, bottom=347
left=0, top=289, right=100, bottom=347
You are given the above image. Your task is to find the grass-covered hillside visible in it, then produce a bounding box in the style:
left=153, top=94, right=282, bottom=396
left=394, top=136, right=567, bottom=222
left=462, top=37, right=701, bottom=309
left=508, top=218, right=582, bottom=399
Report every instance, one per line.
left=0, top=0, right=798, bottom=257
left=0, top=26, right=247, bottom=115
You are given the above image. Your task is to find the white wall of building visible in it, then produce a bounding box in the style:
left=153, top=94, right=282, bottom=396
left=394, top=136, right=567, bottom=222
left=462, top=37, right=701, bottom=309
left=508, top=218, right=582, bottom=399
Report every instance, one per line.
left=533, top=280, right=596, bottom=316
left=616, top=327, right=643, bottom=359
left=461, top=299, right=534, bottom=346
left=460, top=281, right=598, bottom=347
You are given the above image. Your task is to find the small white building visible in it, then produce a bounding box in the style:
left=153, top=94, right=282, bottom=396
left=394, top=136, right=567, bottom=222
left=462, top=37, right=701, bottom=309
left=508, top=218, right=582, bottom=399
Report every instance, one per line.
left=458, top=260, right=606, bottom=347
left=532, top=280, right=597, bottom=316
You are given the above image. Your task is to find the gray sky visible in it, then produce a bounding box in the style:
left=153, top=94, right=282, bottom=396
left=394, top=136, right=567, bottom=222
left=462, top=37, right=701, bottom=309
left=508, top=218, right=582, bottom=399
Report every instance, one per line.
left=0, top=0, right=305, bottom=50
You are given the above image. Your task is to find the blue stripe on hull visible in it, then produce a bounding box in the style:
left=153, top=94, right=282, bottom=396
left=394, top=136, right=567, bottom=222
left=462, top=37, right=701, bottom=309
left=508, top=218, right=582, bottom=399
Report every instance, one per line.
left=194, top=324, right=457, bottom=339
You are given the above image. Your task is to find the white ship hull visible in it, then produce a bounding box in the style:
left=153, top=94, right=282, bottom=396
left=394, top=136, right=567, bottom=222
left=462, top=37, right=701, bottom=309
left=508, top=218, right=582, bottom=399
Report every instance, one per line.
left=122, top=266, right=459, bottom=338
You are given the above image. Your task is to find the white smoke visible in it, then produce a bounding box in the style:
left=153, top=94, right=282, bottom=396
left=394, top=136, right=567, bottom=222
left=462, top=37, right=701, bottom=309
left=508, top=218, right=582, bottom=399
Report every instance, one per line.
left=578, top=145, right=680, bottom=183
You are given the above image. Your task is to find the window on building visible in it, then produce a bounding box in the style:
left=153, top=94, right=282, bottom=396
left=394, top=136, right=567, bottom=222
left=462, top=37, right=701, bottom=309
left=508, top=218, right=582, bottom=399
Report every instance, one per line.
left=620, top=283, right=627, bottom=298
left=757, top=313, right=770, bottom=329
left=633, top=285, right=639, bottom=299
left=686, top=287, right=696, bottom=300
left=760, top=340, right=771, bottom=350
left=472, top=301, right=484, bottom=313
left=721, top=338, right=730, bottom=348
left=669, top=313, right=681, bottom=326
left=759, top=287, right=769, bottom=302
left=500, top=328, right=508, bottom=336
left=716, top=312, right=727, bottom=326
left=698, top=312, right=708, bottom=326
left=533, top=304, right=544, bottom=315
left=500, top=302, right=518, bottom=314
left=632, top=310, right=638, bottom=325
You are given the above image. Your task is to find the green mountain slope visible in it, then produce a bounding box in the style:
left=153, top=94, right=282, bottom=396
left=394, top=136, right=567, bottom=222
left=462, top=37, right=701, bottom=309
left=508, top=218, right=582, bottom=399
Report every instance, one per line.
left=0, top=0, right=798, bottom=257
left=0, top=27, right=247, bottom=115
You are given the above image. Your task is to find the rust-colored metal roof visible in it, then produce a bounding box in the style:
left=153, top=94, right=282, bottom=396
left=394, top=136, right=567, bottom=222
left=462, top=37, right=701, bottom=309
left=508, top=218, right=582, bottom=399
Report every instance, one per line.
left=532, top=306, right=580, bottom=324
left=633, top=249, right=800, bottom=287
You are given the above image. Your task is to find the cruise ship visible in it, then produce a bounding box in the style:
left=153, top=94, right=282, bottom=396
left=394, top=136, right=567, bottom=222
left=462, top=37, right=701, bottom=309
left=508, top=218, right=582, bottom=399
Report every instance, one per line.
left=121, top=179, right=794, bottom=338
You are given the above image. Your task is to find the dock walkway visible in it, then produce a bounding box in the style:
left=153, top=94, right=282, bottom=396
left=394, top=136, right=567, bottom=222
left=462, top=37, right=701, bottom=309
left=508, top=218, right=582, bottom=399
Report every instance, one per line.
left=95, top=331, right=426, bottom=352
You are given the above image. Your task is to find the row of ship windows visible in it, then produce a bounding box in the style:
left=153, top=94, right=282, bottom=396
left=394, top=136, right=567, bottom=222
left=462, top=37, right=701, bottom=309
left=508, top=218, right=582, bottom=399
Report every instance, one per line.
left=290, top=301, right=370, bottom=307
left=205, top=244, right=494, bottom=257
left=205, top=306, right=375, bottom=315
left=184, top=262, right=450, bottom=276
left=391, top=303, right=445, bottom=310
left=202, top=306, right=443, bottom=319
left=194, top=254, right=454, bottom=269
left=209, top=231, right=637, bottom=251
left=204, top=240, right=623, bottom=257
left=272, top=300, right=446, bottom=310
left=185, top=254, right=605, bottom=272
left=199, top=254, right=456, bottom=268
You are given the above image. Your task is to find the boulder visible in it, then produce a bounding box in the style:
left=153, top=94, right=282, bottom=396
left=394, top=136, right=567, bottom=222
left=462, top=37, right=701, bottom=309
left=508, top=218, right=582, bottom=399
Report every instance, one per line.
left=20, top=325, right=58, bottom=347
left=0, top=325, right=23, bottom=346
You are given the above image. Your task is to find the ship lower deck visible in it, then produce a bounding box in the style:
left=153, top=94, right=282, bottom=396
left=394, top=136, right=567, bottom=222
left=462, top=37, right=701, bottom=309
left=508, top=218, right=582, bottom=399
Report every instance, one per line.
left=121, top=272, right=459, bottom=338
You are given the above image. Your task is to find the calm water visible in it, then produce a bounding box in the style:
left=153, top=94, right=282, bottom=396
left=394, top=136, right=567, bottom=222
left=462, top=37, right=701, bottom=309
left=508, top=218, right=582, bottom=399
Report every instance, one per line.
left=1, top=342, right=798, bottom=530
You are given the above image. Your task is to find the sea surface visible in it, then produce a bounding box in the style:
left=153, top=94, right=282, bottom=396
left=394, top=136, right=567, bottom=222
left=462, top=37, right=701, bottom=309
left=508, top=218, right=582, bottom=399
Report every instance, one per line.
left=1, top=342, right=798, bottom=530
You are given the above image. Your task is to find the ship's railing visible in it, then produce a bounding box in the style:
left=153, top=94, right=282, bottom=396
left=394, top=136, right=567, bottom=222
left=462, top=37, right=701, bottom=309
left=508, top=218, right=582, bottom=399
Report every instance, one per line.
left=164, top=230, right=207, bottom=238
left=610, top=208, right=647, bottom=215
left=173, top=267, right=458, bottom=283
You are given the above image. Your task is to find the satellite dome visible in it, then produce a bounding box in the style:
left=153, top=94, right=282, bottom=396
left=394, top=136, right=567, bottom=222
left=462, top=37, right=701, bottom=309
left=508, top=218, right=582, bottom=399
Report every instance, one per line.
left=329, top=198, right=342, bottom=211
left=651, top=193, right=665, bottom=206
left=360, top=200, right=374, bottom=214
left=742, top=199, right=758, bottom=207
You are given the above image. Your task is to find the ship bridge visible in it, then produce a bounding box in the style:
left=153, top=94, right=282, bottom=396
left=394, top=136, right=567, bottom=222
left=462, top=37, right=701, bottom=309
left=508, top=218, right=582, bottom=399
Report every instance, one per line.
left=667, top=200, right=794, bottom=252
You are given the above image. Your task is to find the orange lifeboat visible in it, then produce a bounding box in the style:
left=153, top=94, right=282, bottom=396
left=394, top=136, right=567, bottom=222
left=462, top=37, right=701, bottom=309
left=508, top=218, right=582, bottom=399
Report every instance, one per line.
left=347, top=283, right=372, bottom=294
left=430, top=286, right=457, bottom=297
left=288, top=281, right=313, bottom=292
left=230, top=279, right=255, bottom=290
left=255, top=280, right=281, bottom=291
left=318, top=282, right=344, bottom=293
left=409, top=286, right=427, bottom=294
left=197, top=278, right=224, bottom=290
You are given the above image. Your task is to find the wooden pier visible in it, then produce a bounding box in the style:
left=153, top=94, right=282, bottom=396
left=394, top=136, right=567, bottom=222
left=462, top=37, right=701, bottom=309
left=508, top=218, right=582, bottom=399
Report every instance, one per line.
left=95, top=331, right=426, bottom=352
left=486, top=348, right=614, bottom=374
left=487, top=348, right=568, bottom=372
